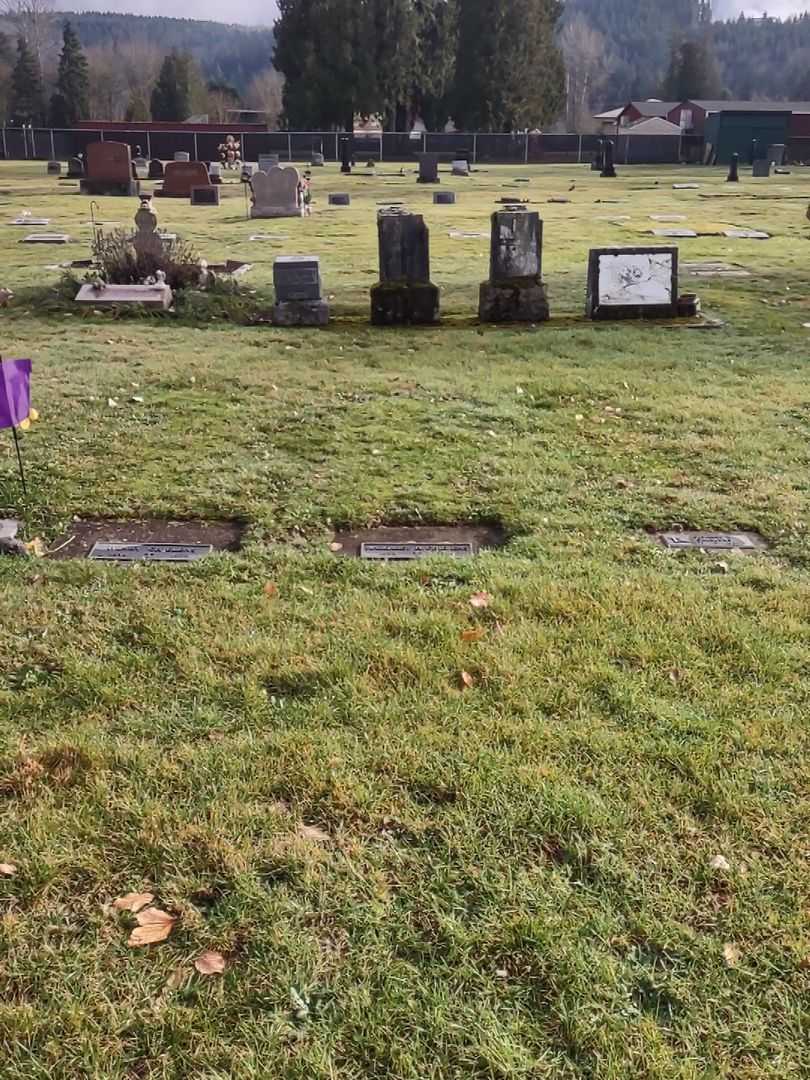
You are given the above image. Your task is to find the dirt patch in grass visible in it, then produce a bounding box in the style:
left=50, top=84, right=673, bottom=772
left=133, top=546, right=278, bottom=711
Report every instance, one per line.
left=49, top=518, right=246, bottom=559
left=331, top=523, right=507, bottom=558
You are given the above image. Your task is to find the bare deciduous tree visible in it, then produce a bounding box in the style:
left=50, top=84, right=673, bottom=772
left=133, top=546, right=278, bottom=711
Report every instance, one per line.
left=245, top=68, right=284, bottom=128
left=559, top=14, right=611, bottom=133
left=0, top=0, right=58, bottom=66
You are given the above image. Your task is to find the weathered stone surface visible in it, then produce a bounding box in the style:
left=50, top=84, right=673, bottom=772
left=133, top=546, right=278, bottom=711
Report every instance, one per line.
left=328, top=193, right=351, bottom=206
left=190, top=185, right=220, bottom=206
left=174, top=152, right=190, bottom=162
left=479, top=280, right=549, bottom=323
left=370, top=282, right=439, bottom=325
left=727, top=153, right=739, bottom=182
left=47, top=160, right=61, bottom=175
left=417, top=153, right=440, bottom=183
left=434, top=191, right=455, bottom=204
left=451, top=159, right=469, bottom=176
left=377, top=211, right=431, bottom=284
left=250, top=166, right=302, bottom=218
left=273, top=255, right=322, bottom=301
left=258, top=154, right=280, bottom=172
left=272, top=299, right=329, bottom=326
left=148, top=158, right=164, bottom=180
left=157, top=161, right=210, bottom=198
left=752, top=159, right=771, bottom=178
left=67, top=156, right=84, bottom=178
left=600, top=139, right=617, bottom=178
left=80, top=141, right=139, bottom=196
left=75, top=282, right=173, bottom=308
left=489, top=210, right=542, bottom=283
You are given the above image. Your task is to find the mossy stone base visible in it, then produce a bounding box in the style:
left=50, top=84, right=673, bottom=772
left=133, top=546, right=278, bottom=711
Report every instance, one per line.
left=478, top=278, right=549, bottom=323
left=370, top=282, right=439, bottom=325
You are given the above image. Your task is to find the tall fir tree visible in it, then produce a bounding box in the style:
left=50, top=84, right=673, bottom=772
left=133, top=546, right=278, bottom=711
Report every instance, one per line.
left=50, top=22, right=90, bottom=126
left=150, top=51, right=191, bottom=121
left=452, top=0, right=564, bottom=130
left=9, top=36, right=45, bottom=125
left=663, top=37, right=723, bottom=100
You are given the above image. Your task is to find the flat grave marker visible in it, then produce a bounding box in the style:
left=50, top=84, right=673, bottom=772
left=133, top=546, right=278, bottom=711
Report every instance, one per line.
left=361, top=542, right=474, bottom=560
left=22, top=233, right=71, bottom=244
left=656, top=530, right=766, bottom=552
left=89, top=542, right=213, bottom=562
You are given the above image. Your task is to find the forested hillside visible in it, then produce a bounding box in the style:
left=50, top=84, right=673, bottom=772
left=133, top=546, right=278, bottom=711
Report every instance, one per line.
left=56, top=12, right=274, bottom=91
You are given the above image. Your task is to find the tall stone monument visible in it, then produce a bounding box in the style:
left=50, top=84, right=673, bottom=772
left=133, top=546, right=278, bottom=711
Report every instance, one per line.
left=479, top=209, right=549, bottom=323
left=370, top=210, right=439, bottom=325
left=601, top=139, right=617, bottom=178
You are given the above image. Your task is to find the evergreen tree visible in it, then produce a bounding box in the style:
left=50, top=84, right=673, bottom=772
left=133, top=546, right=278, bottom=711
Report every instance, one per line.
left=663, top=37, right=723, bottom=100
left=150, top=51, right=191, bottom=121
left=50, top=22, right=90, bottom=126
left=452, top=0, right=564, bottom=130
left=9, top=36, right=45, bottom=125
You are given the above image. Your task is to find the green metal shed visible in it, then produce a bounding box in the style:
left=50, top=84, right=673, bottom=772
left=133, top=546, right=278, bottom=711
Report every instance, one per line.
left=705, top=110, right=791, bottom=164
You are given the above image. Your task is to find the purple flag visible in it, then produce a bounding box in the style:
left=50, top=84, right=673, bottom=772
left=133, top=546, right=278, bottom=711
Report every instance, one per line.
left=0, top=359, right=32, bottom=430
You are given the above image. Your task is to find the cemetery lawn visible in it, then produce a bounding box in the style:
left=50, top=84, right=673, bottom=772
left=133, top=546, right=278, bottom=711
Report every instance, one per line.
left=1, top=160, right=810, bottom=1080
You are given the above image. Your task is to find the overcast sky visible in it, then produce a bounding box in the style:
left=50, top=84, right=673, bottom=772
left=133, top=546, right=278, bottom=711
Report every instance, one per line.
left=59, top=0, right=810, bottom=28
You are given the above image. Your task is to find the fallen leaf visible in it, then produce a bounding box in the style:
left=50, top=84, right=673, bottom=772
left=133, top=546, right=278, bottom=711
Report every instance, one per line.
left=0, top=862, right=17, bottom=876
left=128, top=907, right=176, bottom=947
left=263, top=582, right=278, bottom=598
left=298, top=823, right=330, bottom=843
left=722, top=943, right=741, bottom=968
left=709, top=854, right=731, bottom=872
left=194, top=950, right=226, bottom=975
left=461, top=627, right=485, bottom=642
left=460, top=670, right=475, bottom=689
left=113, top=891, right=155, bottom=913
left=329, top=542, right=343, bottom=552
left=469, top=591, right=492, bottom=609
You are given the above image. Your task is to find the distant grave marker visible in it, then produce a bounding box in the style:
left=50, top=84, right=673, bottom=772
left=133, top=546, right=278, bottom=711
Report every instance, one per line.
left=88, top=542, right=212, bottom=562
left=21, top=233, right=70, bottom=244
left=656, top=531, right=765, bottom=551
left=190, top=185, right=220, bottom=206
left=80, top=141, right=139, bottom=196
left=272, top=255, right=328, bottom=325
left=361, top=542, right=474, bottom=560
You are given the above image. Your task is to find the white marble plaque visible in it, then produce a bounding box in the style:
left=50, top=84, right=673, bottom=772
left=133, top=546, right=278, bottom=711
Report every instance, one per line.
left=597, top=251, right=674, bottom=307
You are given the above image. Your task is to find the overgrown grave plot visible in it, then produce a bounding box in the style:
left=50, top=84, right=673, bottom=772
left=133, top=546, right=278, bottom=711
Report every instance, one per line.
left=49, top=518, right=246, bottom=561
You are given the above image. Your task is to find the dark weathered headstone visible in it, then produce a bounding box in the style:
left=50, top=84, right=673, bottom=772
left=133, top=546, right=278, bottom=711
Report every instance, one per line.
left=340, top=135, right=352, bottom=175
left=66, top=156, right=84, bottom=178
left=767, top=143, right=786, bottom=166
left=328, top=193, right=351, bottom=206
left=727, top=153, right=739, bottom=182
left=434, top=191, right=455, bottom=204
left=47, top=160, right=61, bottom=175
left=80, top=141, right=139, bottom=196
left=148, top=158, right=164, bottom=180
left=157, top=161, right=210, bottom=198
left=752, top=159, right=771, bottom=178
left=361, top=542, right=474, bottom=560
left=592, top=140, right=605, bottom=171
left=272, top=255, right=328, bottom=326
left=479, top=209, right=549, bottom=323
left=417, top=153, right=440, bottom=183
left=88, top=542, right=212, bottom=561
left=586, top=246, right=678, bottom=320
left=370, top=210, right=439, bottom=325
left=190, top=184, right=221, bottom=206
left=600, top=139, right=617, bottom=178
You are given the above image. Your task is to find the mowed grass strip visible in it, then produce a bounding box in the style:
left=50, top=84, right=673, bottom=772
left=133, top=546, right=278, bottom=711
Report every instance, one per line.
left=0, top=161, right=809, bottom=1079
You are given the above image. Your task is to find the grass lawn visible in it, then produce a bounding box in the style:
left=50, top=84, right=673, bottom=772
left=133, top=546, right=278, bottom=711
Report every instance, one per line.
left=0, top=159, right=809, bottom=1079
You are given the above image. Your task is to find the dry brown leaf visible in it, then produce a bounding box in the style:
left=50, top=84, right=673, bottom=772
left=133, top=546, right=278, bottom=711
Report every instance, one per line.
left=0, top=862, right=17, bottom=877
left=263, top=582, right=278, bottom=599
left=460, top=670, right=475, bottom=689
left=469, top=591, right=492, bottom=609
left=194, top=950, right=226, bottom=975
left=298, top=823, right=330, bottom=843
left=461, top=627, right=486, bottom=643
left=722, top=943, right=741, bottom=968
left=128, top=907, right=176, bottom=947
left=113, top=891, right=155, bottom=913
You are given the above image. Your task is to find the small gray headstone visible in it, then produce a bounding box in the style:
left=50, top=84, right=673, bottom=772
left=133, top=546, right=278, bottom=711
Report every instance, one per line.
left=417, top=153, right=439, bottom=183
left=89, top=542, right=213, bottom=562
left=47, top=160, right=61, bottom=175
left=174, top=152, right=190, bottom=162
left=451, top=159, right=469, bottom=176
left=360, top=542, right=473, bottom=560
left=434, top=191, right=455, bottom=204
left=328, top=193, right=351, bottom=206
left=752, top=159, right=771, bottom=178
left=310, top=152, right=325, bottom=166
left=258, top=153, right=280, bottom=172
left=0, top=518, right=19, bottom=539
left=273, top=255, right=322, bottom=301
